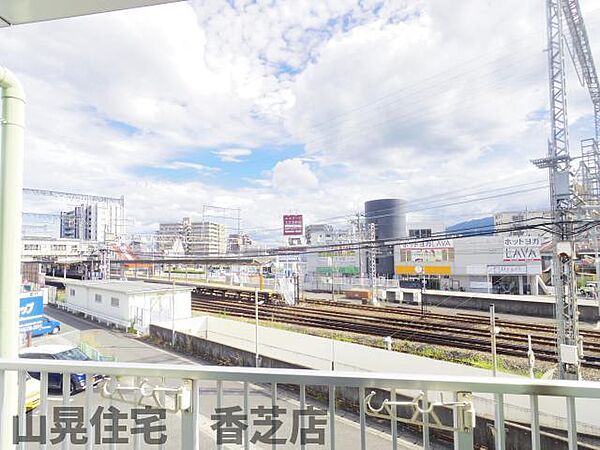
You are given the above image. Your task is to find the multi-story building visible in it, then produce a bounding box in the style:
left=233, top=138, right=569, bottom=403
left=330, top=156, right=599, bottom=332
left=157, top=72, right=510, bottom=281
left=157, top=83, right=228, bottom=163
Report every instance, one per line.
left=156, top=218, right=227, bottom=255
left=188, top=221, right=227, bottom=255
left=21, top=236, right=97, bottom=261
left=227, top=232, right=253, bottom=254
left=305, top=224, right=351, bottom=245
left=394, top=210, right=550, bottom=294
left=157, top=217, right=191, bottom=253
left=60, top=202, right=125, bottom=242
left=303, top=224, right=360, bottom=277
left=407, top=221, right=445, bottom=239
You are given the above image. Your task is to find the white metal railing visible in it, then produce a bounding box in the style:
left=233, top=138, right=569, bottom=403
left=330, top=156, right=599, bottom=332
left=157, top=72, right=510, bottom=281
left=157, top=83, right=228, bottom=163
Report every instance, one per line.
left=1, top=358, right=599, bottom=450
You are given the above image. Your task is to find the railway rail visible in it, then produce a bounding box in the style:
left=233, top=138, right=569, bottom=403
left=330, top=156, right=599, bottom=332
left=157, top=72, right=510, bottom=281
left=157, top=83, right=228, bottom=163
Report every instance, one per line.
left=191, top=293, right=600, bottom=369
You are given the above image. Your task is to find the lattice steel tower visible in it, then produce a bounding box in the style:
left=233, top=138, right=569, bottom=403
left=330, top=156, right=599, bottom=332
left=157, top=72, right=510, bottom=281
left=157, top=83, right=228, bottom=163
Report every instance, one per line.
left=533, top=0, right=600, bottom=379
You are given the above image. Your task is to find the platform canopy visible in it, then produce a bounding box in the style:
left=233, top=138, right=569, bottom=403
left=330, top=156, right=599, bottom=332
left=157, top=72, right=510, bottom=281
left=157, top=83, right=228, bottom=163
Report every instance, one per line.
left=0, top=0, right=183, bottom=27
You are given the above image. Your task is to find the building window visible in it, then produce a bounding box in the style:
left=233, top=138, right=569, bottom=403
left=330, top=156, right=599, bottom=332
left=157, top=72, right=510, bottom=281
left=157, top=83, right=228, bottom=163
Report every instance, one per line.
left=51, top=245, right=67, bottom=251
left=399, top=248, right=454, bottom=263
left=24, top=244, right=41, bottom=251
left=409, top=229, right=432, bottom=239
left=111, top=297, right=119, bottom=307
left=95, top=294, right=102, bottom=303
left=69, top=288, right=75, bottom=296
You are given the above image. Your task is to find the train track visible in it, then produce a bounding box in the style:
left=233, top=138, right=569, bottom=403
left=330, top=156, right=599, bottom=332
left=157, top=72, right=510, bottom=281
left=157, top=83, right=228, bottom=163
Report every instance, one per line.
left=303, top=298, right=600, bottom=340
left=191, top=294, right=600, bottom=369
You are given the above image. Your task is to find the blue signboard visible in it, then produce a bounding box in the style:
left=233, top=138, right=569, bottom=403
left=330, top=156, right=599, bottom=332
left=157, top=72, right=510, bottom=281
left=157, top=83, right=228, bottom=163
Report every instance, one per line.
left=19, top=295, right=44, bottom=331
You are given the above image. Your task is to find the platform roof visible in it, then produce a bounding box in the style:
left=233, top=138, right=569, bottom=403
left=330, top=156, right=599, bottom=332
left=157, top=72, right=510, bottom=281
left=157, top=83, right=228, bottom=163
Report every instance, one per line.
left=0, top=0, right=182, bottom=27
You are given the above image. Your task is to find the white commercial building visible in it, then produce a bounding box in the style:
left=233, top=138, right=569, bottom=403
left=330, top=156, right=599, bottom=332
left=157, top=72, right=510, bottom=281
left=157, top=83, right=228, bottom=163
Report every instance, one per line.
left=394, top=234, right=545, bottom=294
left=62, top=280, right=193, bottom=334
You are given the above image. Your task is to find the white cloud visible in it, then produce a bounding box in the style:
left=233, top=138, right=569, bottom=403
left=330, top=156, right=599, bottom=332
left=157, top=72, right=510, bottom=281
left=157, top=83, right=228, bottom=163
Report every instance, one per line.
left=4, top=0, right=599, bottom=241
left=161, top=161, right=220, bottom=174
left=213, top=148, right=252, bottom=163
left=271, top=159, right=319, bottom=192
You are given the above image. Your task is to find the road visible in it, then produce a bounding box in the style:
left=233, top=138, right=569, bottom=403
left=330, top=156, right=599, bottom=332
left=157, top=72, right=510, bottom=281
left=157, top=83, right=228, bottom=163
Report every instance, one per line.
left=17, top=307, right=435, bottom=449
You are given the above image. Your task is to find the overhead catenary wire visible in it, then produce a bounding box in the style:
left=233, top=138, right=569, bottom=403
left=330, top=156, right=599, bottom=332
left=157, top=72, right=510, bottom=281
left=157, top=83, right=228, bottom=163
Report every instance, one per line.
left=120, top=216, right=597, bottom=263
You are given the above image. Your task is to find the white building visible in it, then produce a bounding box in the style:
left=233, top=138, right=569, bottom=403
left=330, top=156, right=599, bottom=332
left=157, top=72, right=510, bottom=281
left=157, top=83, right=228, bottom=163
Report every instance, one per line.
left=60, top=202, right=125, bottom=242
left=157, top=217, right=227, bottom=255
left=22, top=237, right=96, bottom=261
left=62, top=280, right=193, bottom=334
left=394, top=234, right=544, bottom=294
left=407, top=221, right=445, bottom=239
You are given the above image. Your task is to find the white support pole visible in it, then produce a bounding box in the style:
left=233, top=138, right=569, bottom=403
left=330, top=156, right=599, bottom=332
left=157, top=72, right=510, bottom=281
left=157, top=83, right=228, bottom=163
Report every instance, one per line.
left=490, top=305, right=498, bottom=377
left=594, top=226, right=600, bottom=303
left=255, top=288, right=259, bottom=367
left=171, top=281, right=176, bottom=346
left=0, top=66, right=25, bottom=450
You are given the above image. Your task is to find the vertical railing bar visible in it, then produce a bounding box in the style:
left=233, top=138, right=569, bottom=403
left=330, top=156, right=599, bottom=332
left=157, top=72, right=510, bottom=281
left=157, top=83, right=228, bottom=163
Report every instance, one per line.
left=17, top=370, right=26, bottom=450
left=0, top=370, right=4, bottom=442
left=566, top=396, right=578, bottom=450
left=159, top=376, right=166, bottom=450
left=217, top=380, right=223, bottom=450
left=109, top=376, right=116, bottom=450
left=453, top=392, right=473, bottom=450
left=40, top=371, right=49, bottom=450
left=530, top=394, right=541, bottom=450
left=62, top=372, right=70, bottom=450
left=133, top=376, right=142, bottom=450
left=192, top=379, right=200, bottom=450
left=84, top=373, right=93, bottom=450
left=494, top=393, right=505, bottom=450
left=422, top=390, right=430, bottom=450
left=243, top=382, right=250, bottom=450
left=272, top=383, right=277, bottom=450
left=359, top=386, right=366, bottom=450
left=390, top=389, right=398, bottom=450
left=329, top=385, right=336, bottom=450
left=299, top=384, right=306, bottom=450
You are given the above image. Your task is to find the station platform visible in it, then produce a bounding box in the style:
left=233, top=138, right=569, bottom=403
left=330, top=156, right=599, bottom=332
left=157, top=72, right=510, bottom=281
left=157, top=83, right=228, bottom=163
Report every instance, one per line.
left=400, top=288, right=600, bottom=322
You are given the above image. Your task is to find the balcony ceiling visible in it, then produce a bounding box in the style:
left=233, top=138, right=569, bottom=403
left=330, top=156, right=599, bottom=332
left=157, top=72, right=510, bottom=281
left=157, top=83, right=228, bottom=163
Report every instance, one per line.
left=0, top=0, right=183, bottom=27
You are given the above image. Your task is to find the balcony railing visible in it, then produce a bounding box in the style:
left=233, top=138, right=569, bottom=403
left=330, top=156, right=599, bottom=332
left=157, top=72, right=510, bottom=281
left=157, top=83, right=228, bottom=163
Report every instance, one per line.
left=1, top=358, right=599, bottom=450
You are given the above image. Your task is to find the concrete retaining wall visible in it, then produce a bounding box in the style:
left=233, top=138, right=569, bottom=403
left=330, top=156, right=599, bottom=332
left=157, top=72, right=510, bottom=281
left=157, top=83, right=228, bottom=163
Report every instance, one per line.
left=391, top=289, right=600, bottom=322
left=149, top=317, right=600, bottom=450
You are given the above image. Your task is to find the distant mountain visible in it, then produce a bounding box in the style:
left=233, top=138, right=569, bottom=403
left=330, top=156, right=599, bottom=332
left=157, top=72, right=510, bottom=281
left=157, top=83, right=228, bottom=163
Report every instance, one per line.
left=446, top=216, right=495, bottom=236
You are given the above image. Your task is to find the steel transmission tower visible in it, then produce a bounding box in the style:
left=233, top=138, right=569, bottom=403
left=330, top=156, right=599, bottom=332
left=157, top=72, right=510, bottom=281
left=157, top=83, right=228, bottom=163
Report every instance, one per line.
left=533, top=0, right=600, bottom=379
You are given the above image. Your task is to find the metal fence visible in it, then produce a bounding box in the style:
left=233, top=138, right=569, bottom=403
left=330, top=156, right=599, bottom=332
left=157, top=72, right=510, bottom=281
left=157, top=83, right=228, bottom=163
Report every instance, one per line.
left=1, top=358, right=599, bottom=450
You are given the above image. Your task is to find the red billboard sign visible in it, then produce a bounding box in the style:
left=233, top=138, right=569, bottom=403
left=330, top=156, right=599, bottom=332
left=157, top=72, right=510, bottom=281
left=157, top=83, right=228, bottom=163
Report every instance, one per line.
left=283, top=214, right=303, bottom=236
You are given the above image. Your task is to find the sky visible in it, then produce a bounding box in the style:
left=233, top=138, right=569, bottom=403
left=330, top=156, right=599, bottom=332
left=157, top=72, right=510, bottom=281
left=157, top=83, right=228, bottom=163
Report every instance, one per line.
left=2, top=0, right=600, bottom=243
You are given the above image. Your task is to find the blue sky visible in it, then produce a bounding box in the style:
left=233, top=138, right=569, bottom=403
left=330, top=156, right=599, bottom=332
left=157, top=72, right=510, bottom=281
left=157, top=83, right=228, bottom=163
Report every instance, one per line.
left=132, top=144, right=305, bottom=188
left=5, top=0, right=600, bottom=238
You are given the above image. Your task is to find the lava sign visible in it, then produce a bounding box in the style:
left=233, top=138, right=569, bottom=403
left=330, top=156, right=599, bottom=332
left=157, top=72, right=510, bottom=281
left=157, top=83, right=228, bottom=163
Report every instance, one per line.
left=283, top=214, right=303, bottom=236
left=503, top=235, right=541, bottom=261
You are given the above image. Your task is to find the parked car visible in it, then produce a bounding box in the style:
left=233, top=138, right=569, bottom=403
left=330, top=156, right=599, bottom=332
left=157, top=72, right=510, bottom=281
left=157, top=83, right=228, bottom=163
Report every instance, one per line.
left=25, top=373, right=40, bottom=412
left=19, top=295, right=62, bottom=337
left=30, top=316, right=61, bottom=337
left=20, top=345, right=103, bottom=393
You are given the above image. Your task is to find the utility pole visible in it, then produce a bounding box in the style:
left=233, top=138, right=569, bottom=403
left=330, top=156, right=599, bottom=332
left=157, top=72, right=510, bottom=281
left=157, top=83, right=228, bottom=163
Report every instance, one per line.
left=532, top=0, right=581, bottom=380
